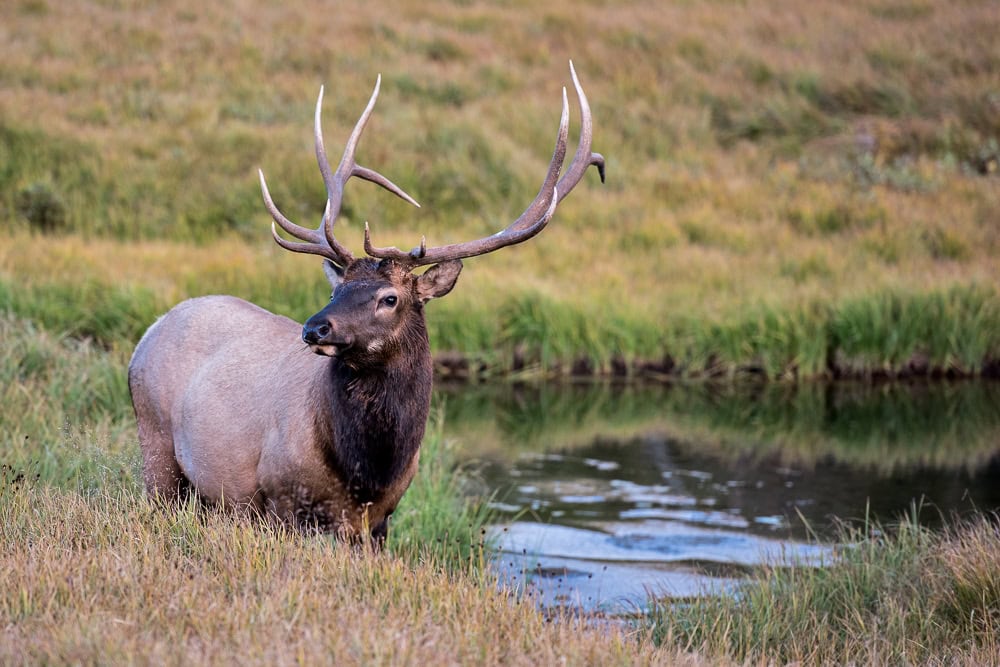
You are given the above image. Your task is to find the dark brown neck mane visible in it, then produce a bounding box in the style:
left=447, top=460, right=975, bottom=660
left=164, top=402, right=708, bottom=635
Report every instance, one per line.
left=314, top=309, right=432, bottom=505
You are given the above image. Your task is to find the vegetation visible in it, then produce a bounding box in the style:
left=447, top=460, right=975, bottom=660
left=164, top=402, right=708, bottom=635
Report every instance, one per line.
left=0, top=314, right=680, bottom=663
left=4, top=311, right=999, bottom=663
left=647, top=511, right=1000, bottom=665
left=1, top=0, right=998, bottom=377
left=1, top=475, right=682, bottom=665
left=2, top=0, right=1000, bottom=663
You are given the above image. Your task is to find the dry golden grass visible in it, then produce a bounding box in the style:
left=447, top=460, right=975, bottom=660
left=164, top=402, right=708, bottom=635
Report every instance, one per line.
left=0, top=481, right=703, bottom=666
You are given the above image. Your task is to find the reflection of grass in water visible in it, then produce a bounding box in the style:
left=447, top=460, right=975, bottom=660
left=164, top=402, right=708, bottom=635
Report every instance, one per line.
left=440, top=380, right=1000, bottom=473
left=669, top=381, right=1000, bottom=471
left=439, top=382, right=672, bottom=454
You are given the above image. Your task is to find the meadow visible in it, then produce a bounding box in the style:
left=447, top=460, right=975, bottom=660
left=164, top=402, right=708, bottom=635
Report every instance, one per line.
left=2, top=0, right=1000, bottom=663
left=1, top=0, right=998, bottom=378
left=4, top=316, right=1000, bottom=664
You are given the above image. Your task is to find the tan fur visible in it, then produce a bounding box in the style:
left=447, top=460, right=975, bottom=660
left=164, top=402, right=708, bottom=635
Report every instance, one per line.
left=129, top=295, right=400, bottom=536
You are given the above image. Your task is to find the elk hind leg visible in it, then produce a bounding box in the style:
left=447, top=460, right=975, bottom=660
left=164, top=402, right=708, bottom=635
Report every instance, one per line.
left=139, top=426, right=190, bottom=504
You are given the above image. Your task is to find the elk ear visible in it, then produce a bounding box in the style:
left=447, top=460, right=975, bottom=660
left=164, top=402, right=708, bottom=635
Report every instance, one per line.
left=416, top=260, right=463, bottom=303
left=322, top=260, right=345, bottom=290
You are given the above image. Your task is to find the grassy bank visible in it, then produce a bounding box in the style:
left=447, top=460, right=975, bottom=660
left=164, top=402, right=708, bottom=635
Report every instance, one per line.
left=1, top=480, right=685, bottom=665
left=4, top=313, right=1000, bottom=663
left=0, top=312, right=690, bottom=663
left=1, top=0, right=999, bottom=377
left=647, top=512, right=1000, bottom=665
left=3, top=236, right=999, bottom=379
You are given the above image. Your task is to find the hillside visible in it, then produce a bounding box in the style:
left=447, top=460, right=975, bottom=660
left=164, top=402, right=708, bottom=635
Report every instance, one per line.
left=2, top=0, right=998, bottom=376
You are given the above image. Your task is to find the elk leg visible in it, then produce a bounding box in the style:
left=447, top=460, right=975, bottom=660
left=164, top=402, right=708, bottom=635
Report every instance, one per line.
left=137, top=423, right=190, bottom=504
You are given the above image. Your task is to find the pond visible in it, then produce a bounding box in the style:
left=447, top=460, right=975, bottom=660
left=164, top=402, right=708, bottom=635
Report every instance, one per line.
left=436, top=380, right=1000, bottom=613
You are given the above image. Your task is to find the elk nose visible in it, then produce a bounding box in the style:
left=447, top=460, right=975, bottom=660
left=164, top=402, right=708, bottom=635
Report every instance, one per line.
left=302, top=321, right=332, bottom=345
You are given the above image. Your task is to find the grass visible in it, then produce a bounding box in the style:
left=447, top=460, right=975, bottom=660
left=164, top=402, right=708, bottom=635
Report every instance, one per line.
left=2, top=336, right=996, bottom=660
left=1, top=0, right=1000, bottom=661
left=3, top=312, right=1000, bottom=663
left=0, top=313, right=693, bottom=664
left=3, top=238, right=998, bottom=379
left=0, top=0, right=998, bottom=377
left=1, top=480, right=684, bottom=665
left=646, top=510, right=1000, bottom=664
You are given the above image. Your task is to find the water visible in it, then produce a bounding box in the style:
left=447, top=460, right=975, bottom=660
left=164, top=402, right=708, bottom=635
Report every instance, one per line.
left=436, top=380, right=1000, bottom=612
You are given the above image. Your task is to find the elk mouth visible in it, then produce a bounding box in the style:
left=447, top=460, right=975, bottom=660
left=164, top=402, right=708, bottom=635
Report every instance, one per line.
left=309, top=340, right=352, bottom=357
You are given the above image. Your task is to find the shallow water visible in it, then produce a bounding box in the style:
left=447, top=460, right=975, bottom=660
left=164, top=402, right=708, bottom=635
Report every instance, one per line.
left=437, top=380, right=1000, bottom=612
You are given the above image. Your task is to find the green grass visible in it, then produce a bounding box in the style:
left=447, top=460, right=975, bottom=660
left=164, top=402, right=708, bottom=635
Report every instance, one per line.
left=646, top=511, right=1000, bottom=664
left=4, top=266, right=997, bottom=380
left=1, top=0, right=999, bottom=378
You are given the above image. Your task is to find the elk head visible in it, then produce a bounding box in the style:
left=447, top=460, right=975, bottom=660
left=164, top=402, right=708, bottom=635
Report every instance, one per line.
left=258, top=63, right=604, bottom=368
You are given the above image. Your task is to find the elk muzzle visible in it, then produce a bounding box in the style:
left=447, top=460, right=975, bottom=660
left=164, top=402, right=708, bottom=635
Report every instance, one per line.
left=302, top=313, right=353, bottom=357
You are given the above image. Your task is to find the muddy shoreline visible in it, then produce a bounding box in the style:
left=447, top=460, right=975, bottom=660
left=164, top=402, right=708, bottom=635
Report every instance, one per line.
left=433, top=350, right=1000, bottom=382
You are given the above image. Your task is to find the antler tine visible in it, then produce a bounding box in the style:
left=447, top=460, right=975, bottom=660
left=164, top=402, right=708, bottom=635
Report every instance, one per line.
left=366, top=64, right=603, bottom=267
left=263, top=79, right=422, bottom=268
left=314, top=85, right=359, bottom=266
left=259, top=169, right=339, bottom=257
left=557, top=61, right=605, bottom=201
left=328, top=77, right=421, bottom=207
left=270, top=222, right=336, bottom=258
left=316, top=77, right=421, bottom=262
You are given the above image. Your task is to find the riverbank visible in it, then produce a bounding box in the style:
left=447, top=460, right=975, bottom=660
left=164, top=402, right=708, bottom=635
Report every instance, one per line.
left=646, top=512, right=1000, bottom=665
left=4, top=314, right=999, bottom=664
left=4, top=259, right=998, bottom=382
left=431, top=283, right=1000, bottom=381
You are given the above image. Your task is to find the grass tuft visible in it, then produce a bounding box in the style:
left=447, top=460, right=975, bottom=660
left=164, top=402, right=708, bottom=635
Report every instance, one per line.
left=646, top=511, right=1000, bottom=664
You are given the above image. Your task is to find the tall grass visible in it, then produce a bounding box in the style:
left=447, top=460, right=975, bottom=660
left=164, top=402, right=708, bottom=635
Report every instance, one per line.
left=3, top=254, right=999, bottom=378
left=646, top=511, right=1000, bottom=664
left=0, top=478, right=680, bottom=665
left=388, top=409, right=496, bottom=569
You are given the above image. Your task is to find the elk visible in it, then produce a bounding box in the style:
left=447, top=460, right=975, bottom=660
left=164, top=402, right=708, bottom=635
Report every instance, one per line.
left=128, top=63, right=604, bottom=544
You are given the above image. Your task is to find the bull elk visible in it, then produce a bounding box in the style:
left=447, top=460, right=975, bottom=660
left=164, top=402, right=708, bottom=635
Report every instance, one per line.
left=128, top=63, right=604, bottom=544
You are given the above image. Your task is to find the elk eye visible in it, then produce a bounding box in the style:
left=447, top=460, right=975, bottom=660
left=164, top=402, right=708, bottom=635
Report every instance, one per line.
left=380, top=295, right=398, bottom=308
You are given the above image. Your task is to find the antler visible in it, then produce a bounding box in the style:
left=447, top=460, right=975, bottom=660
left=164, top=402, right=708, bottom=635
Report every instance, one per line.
left=259, top=75, right=420, bottom=268
left=364, top=61, right=605, bottom=266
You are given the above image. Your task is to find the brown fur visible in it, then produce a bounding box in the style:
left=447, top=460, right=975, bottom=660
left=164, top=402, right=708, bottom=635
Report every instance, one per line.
left=128, top=258, right=461, bottom=544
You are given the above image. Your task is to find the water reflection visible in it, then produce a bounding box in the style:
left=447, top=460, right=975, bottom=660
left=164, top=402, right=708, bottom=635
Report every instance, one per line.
left=436, top=380, right=1000, bottom=611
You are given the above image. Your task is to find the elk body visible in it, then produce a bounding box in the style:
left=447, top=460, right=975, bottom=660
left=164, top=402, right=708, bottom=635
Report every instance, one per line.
left=128, top=64, right=604, bottom=543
